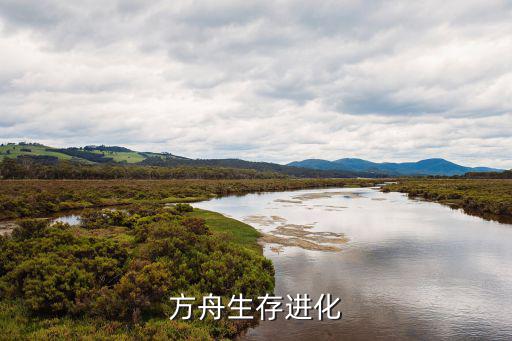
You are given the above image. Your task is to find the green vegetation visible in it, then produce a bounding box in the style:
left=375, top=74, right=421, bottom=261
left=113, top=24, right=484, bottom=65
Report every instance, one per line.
left=0, top=143, right=73, bottom=161
left=0, top=158, right=287, bottom=180
left=139, top=156, right=387, bottom=178
left=384, top=179, right=512, bottom=222
left=0, top=143, right=157, bottom=164
left=0, top=177, right=380, bottom=338
left=0, top=143, right=389, bottom=178
left=89, top=150, right=146, bottom=163
left=190, top=209, right=262, bottom=253
left=84, top=145, right=146, bottom=163
left=0, top=178, right=381, bottom=220
left=460, top=169, right=512, bottom=179
left=0, top=205, right=273, bottom=339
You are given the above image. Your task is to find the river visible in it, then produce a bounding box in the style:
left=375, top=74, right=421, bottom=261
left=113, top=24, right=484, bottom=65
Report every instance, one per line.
left=194, top=187, right=512, bottom=340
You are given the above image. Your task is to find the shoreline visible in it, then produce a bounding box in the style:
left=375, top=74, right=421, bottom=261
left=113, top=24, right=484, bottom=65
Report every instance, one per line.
left=384, top=179, right=512, bottom=224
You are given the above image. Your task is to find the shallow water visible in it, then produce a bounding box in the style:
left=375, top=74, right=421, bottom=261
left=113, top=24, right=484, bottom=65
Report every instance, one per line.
left=0, top=207, right=119, bottom=233
left=52, top=214, right=81, bottom=225
left=0, top=213, right=82, bottom=234
left=194, top=187, right=512, bottom=340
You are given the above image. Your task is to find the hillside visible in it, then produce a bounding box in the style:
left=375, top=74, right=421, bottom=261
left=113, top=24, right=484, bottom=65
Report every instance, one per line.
left=288, top=157, right=502, bottom=176
left=139, top=156, right=387, bottom=178
left=0, top=143, right=188, bottom=164
left=0, top=143, right=388, bottom=178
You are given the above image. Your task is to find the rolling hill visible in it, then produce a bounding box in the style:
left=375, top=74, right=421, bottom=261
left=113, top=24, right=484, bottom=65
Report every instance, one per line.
left=5, top=143, right=499, bottom=177
left=0, top=143, right=388, bottom=178
left=288, top=158, right=502, bottom=176
left=0, top=143, right=188, bottom=164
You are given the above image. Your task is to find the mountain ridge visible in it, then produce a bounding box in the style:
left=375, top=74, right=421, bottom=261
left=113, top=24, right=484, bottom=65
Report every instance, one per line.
left=0, top=143, right=388, bottom=178
left=288, top=157, right=502, bottom=176
left=1, top=143, right=503, bottom=177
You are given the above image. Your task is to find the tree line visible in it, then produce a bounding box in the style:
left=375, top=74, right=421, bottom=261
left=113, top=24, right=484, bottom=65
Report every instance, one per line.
left=0, top=157, right=287, bottom=180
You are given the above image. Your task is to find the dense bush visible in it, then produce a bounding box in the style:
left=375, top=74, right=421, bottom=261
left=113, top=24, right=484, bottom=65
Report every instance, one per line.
left=385, top=179, right=512, bottom=222
left=50, top=148, right=114, bottom=163
left=84, top=145, right=133, bottom=153
left=80, top=209, right=136, bottom=229
left=461, top=169, right=512, bottom=179
left=0, top=178, right=380, bottom=220
left=0, top=205, right=275, bottom=339
left=175, top=203, right=194, bottom=213
left=1, top=222, right=128, bottom=315
left=0, top=158, right=287, bottom=180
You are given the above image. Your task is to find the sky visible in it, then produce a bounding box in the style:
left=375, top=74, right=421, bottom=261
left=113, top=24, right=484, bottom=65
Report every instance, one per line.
left=0, top=1, right=511, bottom=168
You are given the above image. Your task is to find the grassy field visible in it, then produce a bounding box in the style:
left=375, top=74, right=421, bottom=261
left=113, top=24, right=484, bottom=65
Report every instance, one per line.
left=0, top=178, right=381, bottom=220
left=0, top=144, right=149, bottom=164
left=0, top=144, right=72, bottom=161
left=190, top=209, right=262, bottom=252
left=0, top=300, right=216, bottom=340
left=384, top=179, right=512, bottom=222
left=89, top=149, right=146, bottom=163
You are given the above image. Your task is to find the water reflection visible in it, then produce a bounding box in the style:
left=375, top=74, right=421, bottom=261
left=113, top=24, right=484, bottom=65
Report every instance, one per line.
left=194, top=188, right=512, bottom=340
left=52, top=214, right=81, bottom=225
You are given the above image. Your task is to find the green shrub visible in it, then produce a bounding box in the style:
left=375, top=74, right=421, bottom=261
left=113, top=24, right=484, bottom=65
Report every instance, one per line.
left=0, top=205, right=275, bottom=339
left=175, top=203, right=194, bottom=213
left=11, top=219, right=48, bottom=241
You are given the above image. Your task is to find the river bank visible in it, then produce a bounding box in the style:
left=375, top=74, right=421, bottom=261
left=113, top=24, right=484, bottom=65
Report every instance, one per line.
left=384, top=179, right=512, bottom=223
left=0, top=178, right=383, bottom=220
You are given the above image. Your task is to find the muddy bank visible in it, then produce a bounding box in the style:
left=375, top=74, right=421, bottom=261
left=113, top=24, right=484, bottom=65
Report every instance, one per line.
left=243, top=213, right=349, bottom=252
left=0, top=221, right=17, bottom=236
left=288, top=191, right=363, bottom=202
left=243, top=214, right=289, bottom=226
left=259, top=234, right=343, bottom=252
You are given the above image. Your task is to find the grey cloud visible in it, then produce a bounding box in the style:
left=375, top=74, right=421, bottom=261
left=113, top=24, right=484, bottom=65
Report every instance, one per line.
left=0, top=0, right=66, bottom=29
left=0, top=0, right=510, bottom=168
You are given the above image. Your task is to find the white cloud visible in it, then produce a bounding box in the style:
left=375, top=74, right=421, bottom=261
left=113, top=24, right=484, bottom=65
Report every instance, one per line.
left=0, top=0, right=511, bottom=168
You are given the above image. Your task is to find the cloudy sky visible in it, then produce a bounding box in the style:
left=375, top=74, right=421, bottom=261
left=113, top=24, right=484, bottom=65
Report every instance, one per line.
left=0, top=1, right=511, bottom=167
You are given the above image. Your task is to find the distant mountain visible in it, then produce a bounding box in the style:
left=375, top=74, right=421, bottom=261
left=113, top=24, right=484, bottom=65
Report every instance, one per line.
left=6, top=142, right=500, bottom=177
left=139, top=157, right=388, bottom=178
left=288, top=158, right=503, bottom=176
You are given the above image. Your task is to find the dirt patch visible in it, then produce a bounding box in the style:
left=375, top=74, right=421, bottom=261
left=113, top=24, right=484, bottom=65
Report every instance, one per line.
left=259, top=234, right=342, bottom=252
left=258, top=223, right=349, bottom=252
left=310, top=204, right=347, bottom=212
left=292, top=191, right=362, bottom=201
left=274, top=199, right=303, bottom=204
left=271, top=215, right=287, bottom=223
left=279, top=223, right=315, bottom=230
left=243, top=214, right=348, bottom=252
left=243, top=215, right=275, bottom=226
left=243, top=214, right=287, bottom=226
left=0, top=221, right=18, bottom=236
left=273, top=225, right=348, bottom=244
left=269, top=245, right=285, bottom=254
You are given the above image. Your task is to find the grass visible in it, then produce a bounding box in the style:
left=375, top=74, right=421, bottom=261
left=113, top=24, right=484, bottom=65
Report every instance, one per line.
left=89, top=150, right=147, bottom=163
left=189, top=208, right=262, bottom=253
left=0, top=145, right=72, bottom=161
left=0, top=300, right=213, bottom=340
left=384, top=179, right=512, bottom=222
left=0, top=178, right=381, bottom=220
left=0, top=144, right=149, bottom=164
left=66, top=207, right=261, bottom=253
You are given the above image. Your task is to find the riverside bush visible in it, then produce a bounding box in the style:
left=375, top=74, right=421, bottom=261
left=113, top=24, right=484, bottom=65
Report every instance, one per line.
left=0, top=205, right=274, bottom=339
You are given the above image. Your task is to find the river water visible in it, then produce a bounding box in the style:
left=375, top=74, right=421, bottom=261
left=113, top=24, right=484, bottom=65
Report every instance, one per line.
left=194, top=187, right=512, bottom=340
